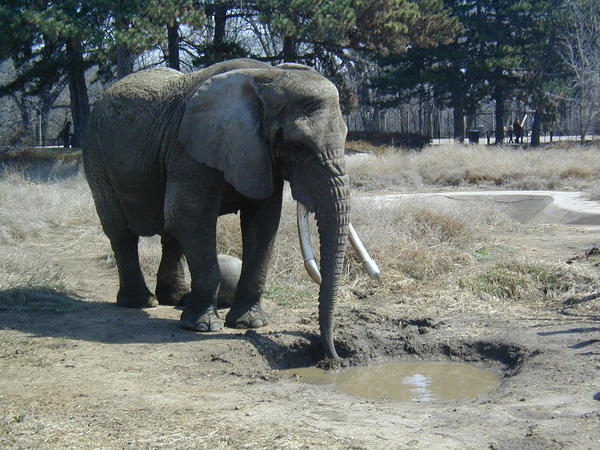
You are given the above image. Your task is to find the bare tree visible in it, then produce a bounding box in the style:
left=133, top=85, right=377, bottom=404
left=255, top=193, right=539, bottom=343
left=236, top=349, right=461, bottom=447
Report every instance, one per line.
left=560, top=0, right=600, bottom=142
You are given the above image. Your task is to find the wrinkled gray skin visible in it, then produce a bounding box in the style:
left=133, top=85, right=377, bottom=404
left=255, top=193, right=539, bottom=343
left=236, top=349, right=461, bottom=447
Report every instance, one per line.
left=83, top=58, right=349, bottom=359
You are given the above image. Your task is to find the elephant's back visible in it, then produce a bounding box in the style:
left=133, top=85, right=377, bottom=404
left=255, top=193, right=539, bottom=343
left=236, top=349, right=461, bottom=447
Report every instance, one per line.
left=89, top=67, right=185, bottom=149
left=107, top=67, right=183, bottom=102
left=90, top=68, right=185, bottom=128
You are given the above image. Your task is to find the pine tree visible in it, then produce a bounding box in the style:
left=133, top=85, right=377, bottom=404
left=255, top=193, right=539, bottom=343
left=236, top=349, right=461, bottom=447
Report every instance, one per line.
left=256, top=0, right=460, bottom=63
left=519, top=0, right=567, bottom=146
left=0, top=1, right=206, bottom=145
left=376, top=1, right=482, bottom=141
left=192, top=1, right=254, bottom=67
left=0, top=1, right=107, bottom=146
left=469, top=0, right=568, bottom=144
left=94, top=0, right=204, bottom=78
left=377, top=0, right=567, bottom=143
left=254, top=0, right=459, bottom=115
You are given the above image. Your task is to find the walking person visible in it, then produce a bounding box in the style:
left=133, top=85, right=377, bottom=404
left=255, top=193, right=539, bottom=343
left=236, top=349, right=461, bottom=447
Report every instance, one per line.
left=513, top=119, right=523, bottom=144
left=59, top=121, right=71, bottom=148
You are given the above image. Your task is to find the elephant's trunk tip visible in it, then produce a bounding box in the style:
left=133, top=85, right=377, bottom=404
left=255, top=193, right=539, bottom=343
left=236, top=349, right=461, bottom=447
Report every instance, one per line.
left=323, top=337, right=340, bottom=361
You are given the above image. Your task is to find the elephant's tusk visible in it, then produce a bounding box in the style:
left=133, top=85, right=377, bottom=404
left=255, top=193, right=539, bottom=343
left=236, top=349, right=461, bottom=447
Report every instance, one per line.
left=297, top=202, right=322, bottom=285
left=348, top=223, right=381, bottom=280
left=297, top=202, right=380, bottom=282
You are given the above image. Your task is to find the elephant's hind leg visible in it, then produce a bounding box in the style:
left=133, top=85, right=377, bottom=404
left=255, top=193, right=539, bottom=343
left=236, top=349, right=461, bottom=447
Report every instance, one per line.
left=155, top=234, right=190, bottom=306
left=112, top=232, right=159, bottom=308
left=84, top=150, right=157, bottom=308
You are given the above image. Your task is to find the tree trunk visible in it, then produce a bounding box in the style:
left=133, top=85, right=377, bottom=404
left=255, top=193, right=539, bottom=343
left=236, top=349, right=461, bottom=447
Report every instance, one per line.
left=167, top=22, right=180, bottom=70
left=66, top=39, right=90, bottom=147
left=531, top=109, right=542, bottom=146
left=423, top=99, right=433, bottom=137
left=283, top=36, right=298, bottom=62
left=214, top=5, right=227, bottom=47
left=578, top=102, right=587, bottom=143
left=494, top=86, right=505, bottom=144
left=38, top=79, right=68, bottom=145
left=10, top=93, right=34, bottom=145
left=116, top=43, right=134, bottom=79
left=202, top=4, right=230, bottom=63
left=452, top=95, right=465, bottom=142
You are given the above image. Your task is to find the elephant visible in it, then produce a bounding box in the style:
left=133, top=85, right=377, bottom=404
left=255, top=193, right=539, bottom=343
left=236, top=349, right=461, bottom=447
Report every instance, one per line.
left=83, top=58, right=354, bottom=359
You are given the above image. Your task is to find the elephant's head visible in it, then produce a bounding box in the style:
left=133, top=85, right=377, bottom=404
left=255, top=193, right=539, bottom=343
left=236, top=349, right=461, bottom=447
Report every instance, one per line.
left=178, top=67, right=350, bottom=359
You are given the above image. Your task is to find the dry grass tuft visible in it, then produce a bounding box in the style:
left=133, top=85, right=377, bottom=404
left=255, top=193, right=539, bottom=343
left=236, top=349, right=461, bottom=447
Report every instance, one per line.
left=461, top=260, right=590, bottom=306
left=337, top=196, right=517, bottom=304
left=0, top=287, right=77, bottom=314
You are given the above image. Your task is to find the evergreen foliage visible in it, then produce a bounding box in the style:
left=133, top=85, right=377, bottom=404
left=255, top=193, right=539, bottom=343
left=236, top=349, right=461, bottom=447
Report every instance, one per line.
left=376, top=0, right=573, bottom=142
left=0, top=0, right=591, bottom=146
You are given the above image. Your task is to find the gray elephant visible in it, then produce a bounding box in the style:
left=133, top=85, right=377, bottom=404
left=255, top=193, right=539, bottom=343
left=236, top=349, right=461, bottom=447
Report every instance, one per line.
left=83, top=58, right=350, bottom=359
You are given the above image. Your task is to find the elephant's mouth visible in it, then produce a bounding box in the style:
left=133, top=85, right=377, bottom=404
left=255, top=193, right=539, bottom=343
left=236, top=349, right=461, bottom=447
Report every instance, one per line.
left=296, top=202, right=380, bottom=284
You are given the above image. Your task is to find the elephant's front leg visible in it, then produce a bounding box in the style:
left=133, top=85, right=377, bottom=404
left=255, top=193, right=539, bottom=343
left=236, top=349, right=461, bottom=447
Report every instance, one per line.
left=179, top=242, right=222, bottom=332
left=165, top=169, right=224, bottom=332
left=225, top=186, right=283, bottom=329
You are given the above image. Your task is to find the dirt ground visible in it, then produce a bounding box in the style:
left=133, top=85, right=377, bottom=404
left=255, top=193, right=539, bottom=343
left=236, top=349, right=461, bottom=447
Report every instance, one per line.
left=1, top=185, right=599, bottom=448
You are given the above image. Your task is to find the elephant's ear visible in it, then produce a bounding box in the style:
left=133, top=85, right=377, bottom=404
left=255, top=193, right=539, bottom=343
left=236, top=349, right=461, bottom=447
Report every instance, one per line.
left=178, top=70, right=273, bottom=199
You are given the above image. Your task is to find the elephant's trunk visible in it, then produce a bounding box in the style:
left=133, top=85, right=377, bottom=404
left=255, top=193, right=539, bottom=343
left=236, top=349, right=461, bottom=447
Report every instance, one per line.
left=313, top=173, right=350, bottom=360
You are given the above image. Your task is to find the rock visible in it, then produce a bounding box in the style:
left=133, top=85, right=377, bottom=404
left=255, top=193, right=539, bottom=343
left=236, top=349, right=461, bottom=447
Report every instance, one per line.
left=217, top=254, right=242, bottom=307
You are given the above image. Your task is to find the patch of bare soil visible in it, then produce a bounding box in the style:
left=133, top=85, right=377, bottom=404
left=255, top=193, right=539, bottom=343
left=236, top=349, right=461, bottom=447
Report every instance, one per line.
left=1, top=193, right=599, bottom=448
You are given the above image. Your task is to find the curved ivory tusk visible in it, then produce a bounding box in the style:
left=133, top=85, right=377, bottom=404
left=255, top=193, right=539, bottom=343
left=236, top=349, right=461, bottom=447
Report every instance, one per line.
left=348, top=223, right=381, bottom=279
left=297, top=202, right=322, bottom=285
left=297, top=202, right=380, bottom=282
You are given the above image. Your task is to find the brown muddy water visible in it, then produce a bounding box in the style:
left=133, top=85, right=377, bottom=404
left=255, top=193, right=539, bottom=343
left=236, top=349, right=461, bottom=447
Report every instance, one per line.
left=281, top=362, right=501, bottom=402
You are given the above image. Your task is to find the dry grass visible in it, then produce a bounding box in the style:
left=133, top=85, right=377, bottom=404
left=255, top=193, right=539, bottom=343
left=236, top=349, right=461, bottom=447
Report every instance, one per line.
left=0, top=148, right=82, bottom=162
left=0, top=172, right=101, bottom=297
left=346, top=140, right=390, bottom=154
left=1, top=142, right=598, bottom=317
left=461, top=259, right=588, bottom=305
left=347, top=143, right=600, bottom=193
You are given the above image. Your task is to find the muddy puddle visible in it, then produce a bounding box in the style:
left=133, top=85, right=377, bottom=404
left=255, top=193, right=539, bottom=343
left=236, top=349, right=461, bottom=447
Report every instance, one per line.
left=281, top=361, right=501, bottom=402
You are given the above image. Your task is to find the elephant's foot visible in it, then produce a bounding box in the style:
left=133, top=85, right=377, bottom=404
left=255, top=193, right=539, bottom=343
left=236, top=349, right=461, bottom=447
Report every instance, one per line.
left=116, top=289, right=158, bottom=308
left=225, top=302, right=269, bottom=329
left=180, top=304, right=223, bottom=332
left=155, top=282, right=190, bottom=306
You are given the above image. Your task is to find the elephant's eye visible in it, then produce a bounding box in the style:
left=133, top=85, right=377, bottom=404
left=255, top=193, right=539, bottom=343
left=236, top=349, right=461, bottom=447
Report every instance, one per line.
left=288, top=143, right=314, bottom=166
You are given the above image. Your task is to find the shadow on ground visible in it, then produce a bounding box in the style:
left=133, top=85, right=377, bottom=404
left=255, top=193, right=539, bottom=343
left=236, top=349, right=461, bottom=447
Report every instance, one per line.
left=0, top=287, right=330, bottom=365
left=0, top=287, right=537, bottom=371
left=0, top=287, right=243, bottom=345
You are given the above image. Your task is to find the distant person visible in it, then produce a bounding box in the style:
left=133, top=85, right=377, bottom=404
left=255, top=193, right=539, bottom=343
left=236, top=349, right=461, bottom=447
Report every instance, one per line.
left=513, top=119, right=523, bottom=144
left=59, top=121, right=71, bottom=148
left=507, top=124, right=514, bottom=143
